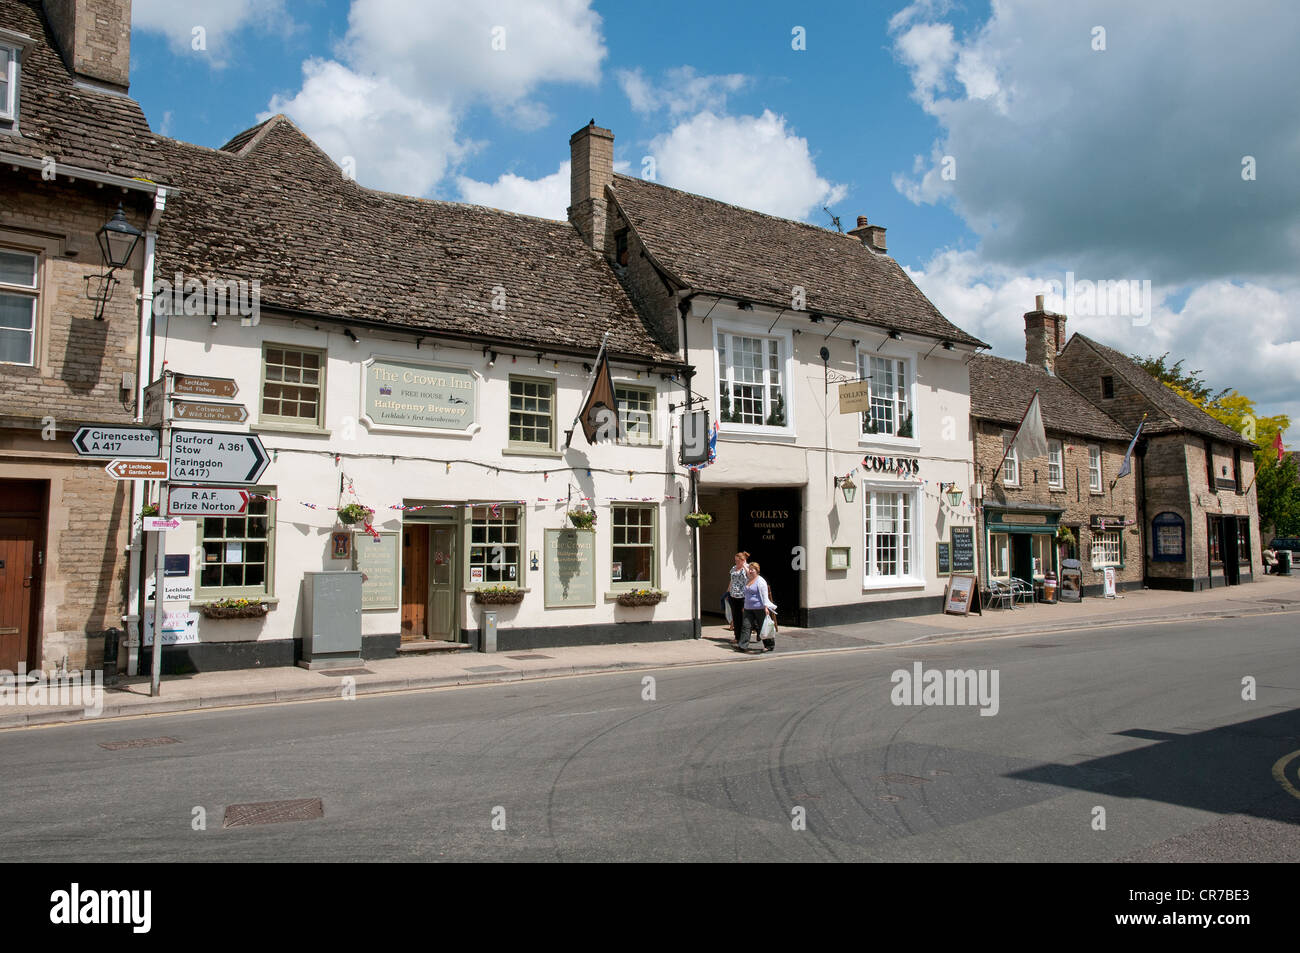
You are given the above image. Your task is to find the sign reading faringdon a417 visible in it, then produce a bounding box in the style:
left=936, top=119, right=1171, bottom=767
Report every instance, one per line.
left=362, top=357, right=477, bottom=431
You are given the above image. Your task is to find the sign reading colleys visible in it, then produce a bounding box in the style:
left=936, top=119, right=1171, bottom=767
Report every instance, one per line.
left=861, top=455, right=920, bottom=476
left=362, top=357, right=477, bottom=432
left=838, top=382, right=872, bottom=415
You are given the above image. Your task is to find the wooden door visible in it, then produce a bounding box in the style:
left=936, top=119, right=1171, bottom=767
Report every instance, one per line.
left=0, top=517, right=40, bottom=671
left=429, top=525, right=456, bottom=640
left=401, top=525, right=429, bottom=639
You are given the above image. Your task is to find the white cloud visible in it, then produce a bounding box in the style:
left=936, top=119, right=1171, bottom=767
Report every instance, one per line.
left=649, top=110, right=847, bottom=221
left=258, top=0, right=607, bottom=197
left=457, top=161, right=571, bottom=220
left=617, top=66, right=750, bottom=116
left=133, top=0, right=295, bottom=66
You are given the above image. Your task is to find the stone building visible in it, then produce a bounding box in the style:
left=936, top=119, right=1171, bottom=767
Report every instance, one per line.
left=0, top=0, right=169, bottom=671
left=570, top=122, right=989, bottom=626
left=1056, top=332, right=1260, bottom=590
left=970, top=302, right=1142, bottom=598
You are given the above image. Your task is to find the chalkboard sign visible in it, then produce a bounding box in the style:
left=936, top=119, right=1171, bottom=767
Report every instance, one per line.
left=355, top=531, right=400, bottom=609
left=944, top=574, right=976, bottom=615
left=544, top=528, right=596, bottom=608
left=950, top=526, right=975, bottom=573
left=935, top=541, right=952, bottom=576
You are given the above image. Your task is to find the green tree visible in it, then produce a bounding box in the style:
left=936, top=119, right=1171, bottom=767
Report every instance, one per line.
left=1133, top=352, right=1230, bottom=405
left=1257, top=455, right=1300, bottom=538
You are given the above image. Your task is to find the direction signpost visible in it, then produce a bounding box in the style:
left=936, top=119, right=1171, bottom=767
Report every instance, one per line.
left=171, top=400, right=249, bottom=423
left=172, top=374, right=238, bottom=399
left=170, top=430, right=268, bottom=485
left=105, top=459, right=169, bottom=481
left=167, top=486, right=250, bottom=516
left=73, top=426, right=160, bottom=458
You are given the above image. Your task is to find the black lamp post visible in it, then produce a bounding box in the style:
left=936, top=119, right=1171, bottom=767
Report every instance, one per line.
left=87, top=203, right=143, bottom=320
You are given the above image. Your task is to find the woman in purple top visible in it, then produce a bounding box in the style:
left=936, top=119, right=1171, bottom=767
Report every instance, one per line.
left=737, top=561, right=777, bottom=653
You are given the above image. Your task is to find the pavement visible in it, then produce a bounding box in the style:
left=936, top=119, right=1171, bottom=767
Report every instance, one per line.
left=3, top=573, right=1297, bottom=730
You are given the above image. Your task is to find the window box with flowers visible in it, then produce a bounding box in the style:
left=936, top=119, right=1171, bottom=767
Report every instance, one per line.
left=616, top=588, right=666, bottom=607
left=200, top=598, right=270, bottom=619
left=473, top=585, right=525, bottom=605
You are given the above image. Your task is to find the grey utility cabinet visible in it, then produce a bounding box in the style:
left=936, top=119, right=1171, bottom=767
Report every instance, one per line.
left=299, top=571, right=363, bottom=670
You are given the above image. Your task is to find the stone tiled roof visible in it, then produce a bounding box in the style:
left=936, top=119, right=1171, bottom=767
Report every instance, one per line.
left=147, top=118, right=676, bottom=361
left=607, top=174, right=987, bottom=348
left=0, top=0, right=164, bottom=181
left=970, top=354, right=1132, bottom=442
left=1067, top=334, right=1253, bottom=447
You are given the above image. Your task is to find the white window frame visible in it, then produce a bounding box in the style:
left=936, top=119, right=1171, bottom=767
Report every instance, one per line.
left=857, top=346, right=919, bottom=446
left=465, top=504, right=524, bottom=587
left=260, top=343, right=326, bottom=429
left=862, top=484, right=923, bottom=588
left=713, top=318, right=795, bottom=437
left=610, top=503, right=657, bottom=589
left=196, top=489, right=276, bottom=600
left=507, top=375, right=556, bottom=450
left=989, top=532, right=1010, bottom=582
left=1002, top=436, right=1020, bottom=487
left=1088, top=444, right=1103, bottom=492
left=0, top=246, right=38, bottom=366
left=0, top=43, right=18, bottom=123
left=615, top=383, right=655, bottom=446
left=1048, top=439, right=1063, bottom=489
left=1091, top=530, right=1121, bottom=569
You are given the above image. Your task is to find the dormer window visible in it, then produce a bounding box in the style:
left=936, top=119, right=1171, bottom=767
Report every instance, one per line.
left=1101, top=375, right=1114, bottom=399
left=0, top=44, right=17, bottom=123
left=614, top=228, right=629, bottom=267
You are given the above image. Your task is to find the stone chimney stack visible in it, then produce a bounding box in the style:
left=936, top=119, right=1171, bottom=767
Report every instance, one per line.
left=43, top=0, right=133, bottom=91
left=846, top=214, right=887, bottom=253
left=568, top=120, right=615, bottom=254
left=1025, top=294, right=1067, bottom=375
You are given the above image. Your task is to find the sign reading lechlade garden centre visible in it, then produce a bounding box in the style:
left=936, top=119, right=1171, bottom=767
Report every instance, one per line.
left=363, top=358, right=477, bottom=431
left=544, top=528, right=596, bottom=608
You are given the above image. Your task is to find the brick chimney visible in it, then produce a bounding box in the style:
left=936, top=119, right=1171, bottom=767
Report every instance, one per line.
left=568, top=120, right=614, bottom=254
left=846, top=214, right=887, bottom=253
left=1025, top=294, right=1067, bottom=375
left=42, top=0, right=132, bottom=91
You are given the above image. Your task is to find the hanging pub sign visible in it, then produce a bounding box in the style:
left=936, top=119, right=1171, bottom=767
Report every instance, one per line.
left=680, top=410, right=712, bottom=466
left=1151, top=511, right=1186, bottom=561
left=838, top=381, right=872, bottom=415
left=362, top=357, right=477, bottom=432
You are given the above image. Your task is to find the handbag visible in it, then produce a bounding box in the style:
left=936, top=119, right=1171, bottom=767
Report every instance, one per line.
left=722, top=594, right=733, bottom=625
left=759, top=612, right=777, bottom=640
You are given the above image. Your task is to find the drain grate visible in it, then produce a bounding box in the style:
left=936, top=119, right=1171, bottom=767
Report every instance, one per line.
left=99, top=737, right=180, bottom=751
left=878, top=773, right=931, bottom=785
left=223, top=798, right=324, bottom=828
left=318, top=668, right=374, bottom=677
left=506, top=654, right=553, bottom=660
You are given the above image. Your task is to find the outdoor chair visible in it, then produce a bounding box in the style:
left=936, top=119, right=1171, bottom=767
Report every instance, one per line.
left=984, top=579, right=1014, bottom=610
left=1010, top=577, right=1035, bottom=606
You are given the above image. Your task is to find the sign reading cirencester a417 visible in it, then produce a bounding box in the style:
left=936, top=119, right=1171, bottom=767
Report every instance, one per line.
left=169, top=430, right=269, bottom=485
left=72, top=426, right=161, bottom=458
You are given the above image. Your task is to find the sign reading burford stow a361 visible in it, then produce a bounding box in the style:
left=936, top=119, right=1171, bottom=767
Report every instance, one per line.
left=362, top=357, right=477, bottom=431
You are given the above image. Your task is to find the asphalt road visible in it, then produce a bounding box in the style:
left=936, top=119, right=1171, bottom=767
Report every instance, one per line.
left=3, top=613, right=1299, bottom=862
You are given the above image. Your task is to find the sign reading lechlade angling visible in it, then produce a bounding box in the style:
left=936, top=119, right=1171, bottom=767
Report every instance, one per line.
left=363, top=358, right=476, bottom=431
left=167, top=486, right=250, bottom=517
left=169, top=430, right=268, bottom=485
left=838, top=381, right=872, bottom=415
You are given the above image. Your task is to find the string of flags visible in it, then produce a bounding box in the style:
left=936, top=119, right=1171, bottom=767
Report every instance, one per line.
left=247, top=493, right=681, bottom=511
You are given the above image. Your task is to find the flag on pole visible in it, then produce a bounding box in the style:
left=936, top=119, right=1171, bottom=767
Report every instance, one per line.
left=1117, top=415, right=1145, bottom=479
left=1010, top=392, right=1050, bottom=461
left=1274, top=430, right=1286, bottom=463
left=566, top=333, right=620, bottom=448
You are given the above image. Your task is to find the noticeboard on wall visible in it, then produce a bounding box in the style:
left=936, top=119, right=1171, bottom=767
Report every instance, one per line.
left=354, top=531, right=400, bottom=609
left=950, top=526, right=976, bottom=573
left=544, top=528, right=596, bottom=608
left=1151, top=511, right=1186, bottom=561
left=935, top=541, right=952, bottom=576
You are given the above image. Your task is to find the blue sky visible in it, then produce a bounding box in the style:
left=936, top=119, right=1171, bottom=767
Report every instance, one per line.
left=127, top=0, right=1300, bottom=444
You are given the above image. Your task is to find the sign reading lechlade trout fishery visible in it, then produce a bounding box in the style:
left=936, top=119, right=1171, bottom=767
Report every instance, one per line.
left=362, top=358, right=476, bottom=431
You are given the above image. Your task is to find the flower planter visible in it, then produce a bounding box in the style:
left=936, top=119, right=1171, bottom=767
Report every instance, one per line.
left=684, top=513, right=713, bottom=529
left=337, top=504, right=373, bottom=525
left=200, top=603, right=269, bottom=619
left=567, top=511, right=596, bottom=530
left=616, top=591, right=664, bottom=607
left=473, top=589, right=525, bottom=605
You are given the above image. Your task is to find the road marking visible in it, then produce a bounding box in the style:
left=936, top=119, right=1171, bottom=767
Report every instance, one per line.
left=1272, top=749, right=1300, bottom=801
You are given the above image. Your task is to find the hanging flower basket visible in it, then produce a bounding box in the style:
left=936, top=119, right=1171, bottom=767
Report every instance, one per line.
left=140, top=503, right=159, bottom=519
left=200, top=599, right=269, bottom=619
left=616, top=589, right=665, bottom=607
left=567, top=509, right=597, bottom=530
left=473, top=586, right=525, bottom=605
left=684, top=512, right=713, bottom=529
left=337, top=503, right=373, bottom=525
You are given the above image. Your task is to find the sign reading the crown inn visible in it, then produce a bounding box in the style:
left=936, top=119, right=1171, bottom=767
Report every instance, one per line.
left=362, top=357, right=477, bottom=431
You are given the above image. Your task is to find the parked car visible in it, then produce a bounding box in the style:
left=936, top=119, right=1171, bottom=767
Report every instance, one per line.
left=1269, top=537, right=1300, bottom=553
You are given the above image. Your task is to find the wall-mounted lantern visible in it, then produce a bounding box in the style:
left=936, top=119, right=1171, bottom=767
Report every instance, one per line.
left=834, top=475, right=857, bottom=504
left=85, top=203, right=143, bottom=320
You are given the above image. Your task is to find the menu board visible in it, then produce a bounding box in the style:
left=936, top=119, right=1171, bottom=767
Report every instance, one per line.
left=544, top=528, right=595, bottom=608
left=950, top=526, right=976, bottom=573
left=363, top=358, right=476, bottom=431
left=944, top=575, right=977, bottom=615
left=354, top=531, right=399, bottom=609
left=935, top=541, right=952, bottom=576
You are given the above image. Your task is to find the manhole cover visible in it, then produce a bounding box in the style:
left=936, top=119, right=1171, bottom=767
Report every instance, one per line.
left=223, top=798, right=324, bottom=828
left=506, top=654, right=553, bottom=660
left=465, top=665, right=510, bottom=673
left=877, top=794, right=902, bottom=802
left=878, top=773, right=931, bottom=785
left=99, top=737, right=180, bottom=751
left=319, top=668, right=373, bottom=677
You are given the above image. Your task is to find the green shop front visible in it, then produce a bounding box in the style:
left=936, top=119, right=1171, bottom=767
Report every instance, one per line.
left=983, top=503, right=1064, bottom=587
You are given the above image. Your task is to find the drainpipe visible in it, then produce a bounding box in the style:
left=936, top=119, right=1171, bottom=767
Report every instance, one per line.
left=125, top=187, right=167, bottom=676
left=677, top=293, right=700, bottom=639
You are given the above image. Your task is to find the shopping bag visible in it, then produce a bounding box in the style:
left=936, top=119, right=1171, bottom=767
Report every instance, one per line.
left=722, top=595, right=733, bottom=625
left=760, top=613, right=777, bottom=640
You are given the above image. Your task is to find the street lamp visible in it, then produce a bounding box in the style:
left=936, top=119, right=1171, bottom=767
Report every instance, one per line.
left=86, top=203, right=144, bottom=320
left=835, top=475, right=857, bottom=503
left=945, top=484, right=964, bottom=508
